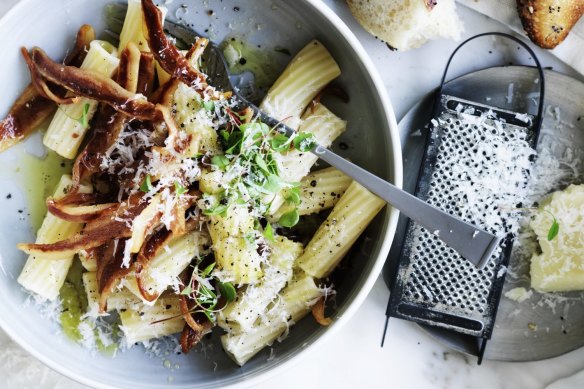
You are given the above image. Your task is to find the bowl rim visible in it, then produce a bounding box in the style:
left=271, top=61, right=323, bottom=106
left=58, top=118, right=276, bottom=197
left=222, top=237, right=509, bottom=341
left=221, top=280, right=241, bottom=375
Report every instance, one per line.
left=0, top=0, right=403, bottom=387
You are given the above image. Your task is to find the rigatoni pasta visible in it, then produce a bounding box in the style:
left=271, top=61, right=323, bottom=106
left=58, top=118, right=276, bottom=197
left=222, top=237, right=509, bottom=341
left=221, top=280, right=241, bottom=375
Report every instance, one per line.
left=17, top=175, right=92, bottom=301
left=2, top=0, right=386, bottom=368
left=43, top=41, right=119, bottom=159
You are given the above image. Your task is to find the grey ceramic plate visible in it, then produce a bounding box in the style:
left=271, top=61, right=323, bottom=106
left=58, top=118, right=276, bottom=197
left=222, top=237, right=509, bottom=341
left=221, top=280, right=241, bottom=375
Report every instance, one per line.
left=386, top=66, right=584, bottom=362
left=0, top=0, right=402, bottom=388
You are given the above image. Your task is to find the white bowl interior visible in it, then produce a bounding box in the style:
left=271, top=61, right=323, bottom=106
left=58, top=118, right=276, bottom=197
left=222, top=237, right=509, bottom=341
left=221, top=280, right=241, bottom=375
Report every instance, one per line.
left=0, top=0, right=402, bottom=387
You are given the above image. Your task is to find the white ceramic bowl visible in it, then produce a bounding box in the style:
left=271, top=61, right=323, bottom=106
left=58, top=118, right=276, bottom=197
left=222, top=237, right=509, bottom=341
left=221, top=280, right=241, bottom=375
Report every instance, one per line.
left=0, top=0, right=402, bottom=387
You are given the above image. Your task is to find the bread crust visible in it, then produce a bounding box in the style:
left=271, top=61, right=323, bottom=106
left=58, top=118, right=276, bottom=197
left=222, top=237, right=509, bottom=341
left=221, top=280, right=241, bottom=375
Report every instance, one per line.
left=517, top=0, right=584, bottom=49
left=345, top=0, right=462, bottom=51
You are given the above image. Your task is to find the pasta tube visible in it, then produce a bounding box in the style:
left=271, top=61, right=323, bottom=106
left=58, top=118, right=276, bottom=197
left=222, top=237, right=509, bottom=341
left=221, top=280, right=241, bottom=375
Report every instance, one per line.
left=17, top=175, right=92, bottom=301
left=268, top=103, right=346, bottom=214
left=297, top=182, right=385, bottom=278
left=119, top=295, right=184, bottom=345
left=274, top=167, right=351, bottom=219
left=221, top=275, right=323, bottom=366
left=259, top=40, right=340, bottom=129
left=43, top=40, right=119, bottom=159
left=83, top=272, right=142, bottom=316
left=118, top=0, right=150, bottom=52
left=218, top=236, right=302, bottom=332
left=172, top=83, right=222, bottom=157
left=207, top=202, right=264, bottom=285
left=124, top=230, right=210, bottom=302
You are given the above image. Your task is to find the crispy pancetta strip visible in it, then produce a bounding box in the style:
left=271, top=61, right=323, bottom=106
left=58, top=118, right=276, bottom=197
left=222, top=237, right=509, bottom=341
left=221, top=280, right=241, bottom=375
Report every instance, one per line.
left=134, top=216, right=202, bottom=301
left=47, top=199, right=117, bottom=223
left=97, top=238, right=133, bottom=312
left=0, top=25, right=95, bottom=152
left=73, top=45, right=154, bottom=185
left=180, top=320, right=213, bottom=353
left=27, top=47, right=159, bottom=120
left=17, top=194, right=148, bottom=258
left=134, top=227, right=174, bottom=301
left=311, top=296, right=332, bottom=326
left=141, top=0, right=207, bottom=94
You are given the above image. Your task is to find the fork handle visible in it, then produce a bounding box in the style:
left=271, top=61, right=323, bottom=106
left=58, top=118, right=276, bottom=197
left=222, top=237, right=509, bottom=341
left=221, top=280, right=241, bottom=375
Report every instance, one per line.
left=254, top=107, right=500, bottom=269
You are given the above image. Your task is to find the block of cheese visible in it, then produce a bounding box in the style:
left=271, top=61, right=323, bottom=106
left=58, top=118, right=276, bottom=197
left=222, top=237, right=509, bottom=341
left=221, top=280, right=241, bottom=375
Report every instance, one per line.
left=530, top=184, right=584, bottom=292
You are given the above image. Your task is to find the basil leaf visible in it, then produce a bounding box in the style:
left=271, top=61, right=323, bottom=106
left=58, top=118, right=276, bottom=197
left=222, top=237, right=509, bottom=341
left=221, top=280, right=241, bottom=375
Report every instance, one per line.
left=201, top=262, right=216, bottom=277
left=279, top=209, right=299, bottom=227
left=218, top=282, right=237, bottom=302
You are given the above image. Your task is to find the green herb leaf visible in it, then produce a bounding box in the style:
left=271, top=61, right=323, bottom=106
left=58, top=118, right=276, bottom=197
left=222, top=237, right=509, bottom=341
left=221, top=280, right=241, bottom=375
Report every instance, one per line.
left=219, top=129, right=230, bottom=142
left=181, top=284, right=192, bottom=295
left=279, top=209, right=299, bottom=227
left=78, top=103, right=90, bottom=128
left=293, top=132, right=316, bottom=152
left=270, top=133, right=290, bottom=152
left=240, top=122, right=270, bottom=137
left=225, top=131, right=244, bottom=154
left=202, top=310, right=215, bottom=322
left=211, top=155, right=230, bottom=170
left=263, top=221, right=274, bottom=242
left=254, top=153, right=270, bottom=174
left=202, top=100, right=215, bottom=111
left=263, top=174, right=284, bottom=193
left=201, top=262, right=216, bottom=277
left=218, top=281, right=236, bottom=302
left=174, top=181, right=187, bottom=196
left=285, top=186, right=301, bottom=205
left=547, top=219, right=559, bottom=241
left=203, top=204, right=229, bottom=217
left=140, top=174, right=153, bottom=193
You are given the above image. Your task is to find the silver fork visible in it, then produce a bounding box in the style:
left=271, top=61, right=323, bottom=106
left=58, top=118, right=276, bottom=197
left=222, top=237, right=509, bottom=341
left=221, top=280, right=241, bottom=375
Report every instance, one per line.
left=105, top=4, right=501, bottom=268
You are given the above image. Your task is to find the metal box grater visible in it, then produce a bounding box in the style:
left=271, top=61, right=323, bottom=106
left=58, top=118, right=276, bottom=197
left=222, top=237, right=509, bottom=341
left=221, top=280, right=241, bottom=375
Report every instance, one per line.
left=384, top=33, right=545, bottom=362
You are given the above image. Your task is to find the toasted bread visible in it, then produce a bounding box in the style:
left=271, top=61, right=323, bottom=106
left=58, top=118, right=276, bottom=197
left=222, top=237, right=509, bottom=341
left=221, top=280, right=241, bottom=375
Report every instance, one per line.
left=346, top=0, right=463, bottom=51
left=517, top=0, right=584, bottom=49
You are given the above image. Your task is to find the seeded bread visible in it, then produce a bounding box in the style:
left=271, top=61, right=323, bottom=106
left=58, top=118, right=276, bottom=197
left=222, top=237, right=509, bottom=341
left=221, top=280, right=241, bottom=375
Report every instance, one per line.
left=517, top=0, right=584, bottom=49
left=346, top=0, right=463, bottom=51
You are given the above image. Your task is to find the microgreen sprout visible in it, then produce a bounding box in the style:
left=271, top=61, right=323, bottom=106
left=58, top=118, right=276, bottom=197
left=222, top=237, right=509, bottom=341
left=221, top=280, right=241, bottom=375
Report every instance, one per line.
left=140, top=174, right=153, bottom=193
left=279, top=208, right=299, bottom=228
left=174, top=181, right=187, bottom=196
left=180, top=261, right=236, bottom=322
left=78, top=103, right=90, bottom=128
left=544, top=210, right=559, bottom=241
left=263, top=221, right=274, bottom=242
left=502, top=206, right=560, bottom=242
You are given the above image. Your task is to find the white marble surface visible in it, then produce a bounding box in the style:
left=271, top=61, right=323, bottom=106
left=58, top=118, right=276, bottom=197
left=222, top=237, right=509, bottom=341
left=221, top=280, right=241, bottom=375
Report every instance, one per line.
left=1, top=0, right=584, bottom=388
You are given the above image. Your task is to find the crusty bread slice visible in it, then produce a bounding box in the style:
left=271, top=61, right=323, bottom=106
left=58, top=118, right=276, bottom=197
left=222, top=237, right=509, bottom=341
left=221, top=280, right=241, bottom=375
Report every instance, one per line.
left=346, top=0, right=463, bottom=51
left=517, top=0, right=584, bottom=49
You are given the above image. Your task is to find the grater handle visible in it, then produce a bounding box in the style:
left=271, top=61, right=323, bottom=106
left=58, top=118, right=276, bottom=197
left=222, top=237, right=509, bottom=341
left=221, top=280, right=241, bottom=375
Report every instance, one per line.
left=314, top=145, right=500, bottom=269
